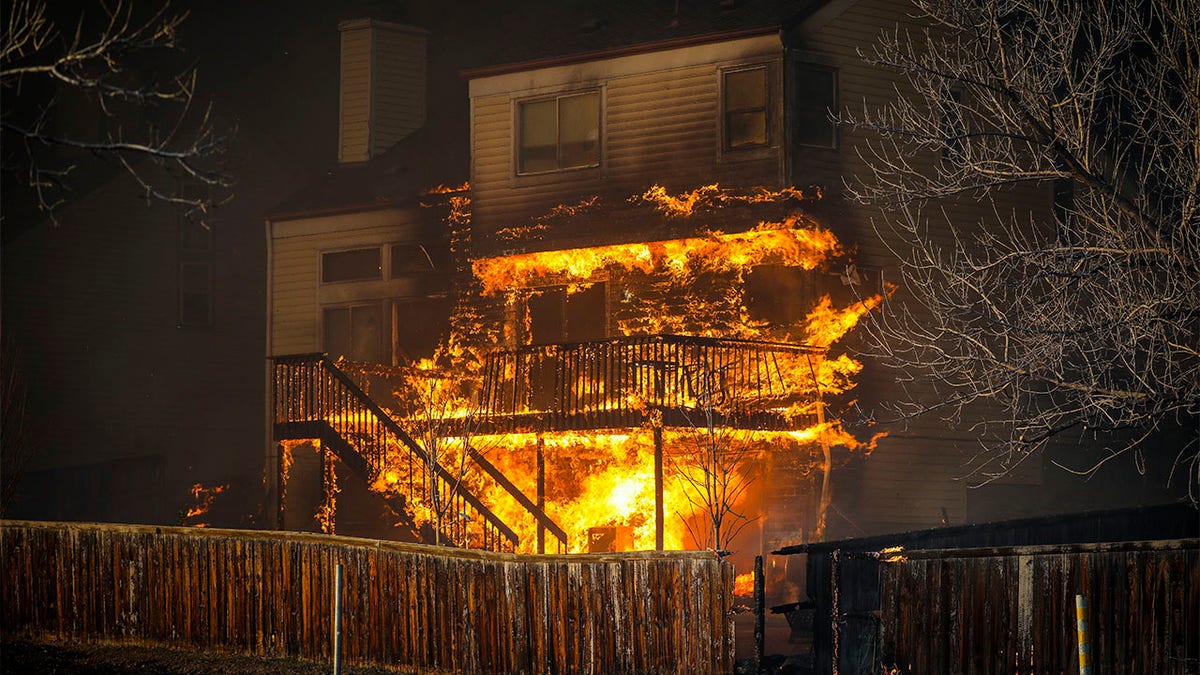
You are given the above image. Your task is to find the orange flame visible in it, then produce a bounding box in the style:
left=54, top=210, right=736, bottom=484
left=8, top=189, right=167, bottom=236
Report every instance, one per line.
left=733, top=571, right=755, bottom=597
left=474, top=216, right=840, bottom=295
left=184, top=482, right=229, bottom=527
left=635, top=184, right=815, bottom=217
left=338, top=181, right=886, bottom=552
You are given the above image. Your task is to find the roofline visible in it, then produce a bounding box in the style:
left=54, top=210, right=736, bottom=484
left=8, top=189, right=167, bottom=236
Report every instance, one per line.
left=459, top=24, right=781, bottom=80
left=265, top=196, right=430, bottom=224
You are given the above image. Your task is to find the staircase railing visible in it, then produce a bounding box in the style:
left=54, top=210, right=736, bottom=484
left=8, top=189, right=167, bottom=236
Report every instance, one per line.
left=272, top=354, right=529, bottom=552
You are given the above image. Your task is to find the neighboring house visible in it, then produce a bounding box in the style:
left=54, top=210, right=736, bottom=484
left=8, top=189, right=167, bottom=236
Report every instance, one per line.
left=264, top=0, right=1177, bottom=565
left=0, top=1, right=344, bottom=527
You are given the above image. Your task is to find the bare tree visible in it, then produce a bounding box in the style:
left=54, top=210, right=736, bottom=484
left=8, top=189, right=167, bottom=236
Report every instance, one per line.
left=394, top=364, right=491, bottom=547
left=845, top=0, right=1199, bottom=493
left=671, top=363, right=758, bottom=552
left=1, top=0, right=231, bottom=224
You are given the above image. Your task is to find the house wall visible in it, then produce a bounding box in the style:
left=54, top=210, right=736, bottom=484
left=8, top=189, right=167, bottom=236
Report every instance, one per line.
left=2, top=170, right=265, bottom=527
left=266, top=208, right=434, bottom=358
left=461, top=0, right=1115, bottom=545
left=469, top=34, right=786, bottom=240
left=784, top=0, right=1059, bottom=536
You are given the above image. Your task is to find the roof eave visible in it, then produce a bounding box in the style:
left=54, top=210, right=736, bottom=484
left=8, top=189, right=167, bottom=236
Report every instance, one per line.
left=459, top=25, right=781, bottom=80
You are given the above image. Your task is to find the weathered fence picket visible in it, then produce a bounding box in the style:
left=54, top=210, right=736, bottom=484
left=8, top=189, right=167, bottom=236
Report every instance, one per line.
left=1, top=520, right=735, bottom=674
left=878, top=540, right=1199, bottom=674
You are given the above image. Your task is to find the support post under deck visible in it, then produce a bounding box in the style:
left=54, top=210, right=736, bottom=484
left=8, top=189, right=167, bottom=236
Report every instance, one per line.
left=536, top=433, right=546, bottom=554
left=654, top=425, right=664, bottom=551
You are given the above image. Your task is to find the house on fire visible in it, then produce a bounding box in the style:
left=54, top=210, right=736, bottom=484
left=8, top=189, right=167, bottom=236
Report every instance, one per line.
left=262, top=0, right=1133, bottom=561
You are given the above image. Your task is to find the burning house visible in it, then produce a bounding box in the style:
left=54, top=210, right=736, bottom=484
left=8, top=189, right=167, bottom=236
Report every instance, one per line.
left=263, top=0, right=1095, bottom=568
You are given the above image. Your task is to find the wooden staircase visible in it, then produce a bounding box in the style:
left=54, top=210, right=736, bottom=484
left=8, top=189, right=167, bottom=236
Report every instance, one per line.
left=271, top=354, right=567, bottom=553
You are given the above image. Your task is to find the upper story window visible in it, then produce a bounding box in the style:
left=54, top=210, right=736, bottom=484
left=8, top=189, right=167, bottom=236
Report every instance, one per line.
left=723, top=67, right=768, bottom=150
left=518, top=91, right=600, bottom=174
left=322, top=247, right=382, bottom=283
left=941, top=88, right=965, bottom=162
left=793, top=64, right=837, bottom=148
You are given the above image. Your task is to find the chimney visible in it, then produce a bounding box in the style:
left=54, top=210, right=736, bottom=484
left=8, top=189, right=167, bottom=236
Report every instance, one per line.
left=337, top=19, right=427, bottom=163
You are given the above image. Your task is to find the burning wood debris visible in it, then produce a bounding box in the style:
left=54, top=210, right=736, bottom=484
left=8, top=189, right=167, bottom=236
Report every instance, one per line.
left=315, top=183, right=886, bottom=553
left=182, top=482, right=229, bottom=528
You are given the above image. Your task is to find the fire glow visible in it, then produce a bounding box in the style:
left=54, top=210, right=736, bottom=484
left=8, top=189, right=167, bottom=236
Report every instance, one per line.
left=183, top=482, right=228, bottom=527
left=335, top=184, right=884, bottom=553
left=473, top=216, right=840, bottom=296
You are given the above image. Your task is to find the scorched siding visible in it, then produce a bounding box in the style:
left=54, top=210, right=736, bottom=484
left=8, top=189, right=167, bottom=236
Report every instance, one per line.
left=470, top=34, right=784, bottom=240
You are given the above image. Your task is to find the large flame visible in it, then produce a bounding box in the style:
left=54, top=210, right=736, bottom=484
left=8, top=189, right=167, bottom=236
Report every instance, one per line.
left=323, top=183, right=884, bottom=552
left=474, top=215, right=840, bottom=296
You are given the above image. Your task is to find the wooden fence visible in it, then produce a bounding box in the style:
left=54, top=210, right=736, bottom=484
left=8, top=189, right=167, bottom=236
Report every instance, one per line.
left=878, top=539, right=1199, bottom=674
left=1, top=520, right=735, bottom=674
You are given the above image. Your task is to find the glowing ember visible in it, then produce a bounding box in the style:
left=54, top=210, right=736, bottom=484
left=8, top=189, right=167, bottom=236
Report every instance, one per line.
left=183, top=482, right=228, bottom=527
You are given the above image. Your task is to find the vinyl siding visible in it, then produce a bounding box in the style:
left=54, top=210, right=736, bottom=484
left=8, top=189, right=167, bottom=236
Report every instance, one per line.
left=268, top=211, right=426, bottom=356
left=791, top=0, right=1056, bottom=535
left=370, top=25, right=426, bottom=156
left=470, top=35, right=785, bottom=237
left=338, top=27, right=371, bottom=162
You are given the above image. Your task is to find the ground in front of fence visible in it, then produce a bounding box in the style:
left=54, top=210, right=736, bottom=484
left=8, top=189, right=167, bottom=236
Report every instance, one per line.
left=0, top=638, right=420, bottom=675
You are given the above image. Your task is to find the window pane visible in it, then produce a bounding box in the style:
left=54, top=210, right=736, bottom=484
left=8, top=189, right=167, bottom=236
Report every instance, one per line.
left=564, top=283, right=606, bottom=342
left=180, top=219, right=211, bottom=251
left=394, top=298, right=450, bottom=363
left=519, top=99, right=557, bottom=173
left=794, top=66, right=834, bottom=107
left=528, top=287, right=566, bottom=345
left=794, top=65, right=836, bottom=148
left=322, top=248, right=381, bottom=283
left=391, top=243, right=438, bottom=276
left=725, top=69, right=766, bottom=110
left=728, top=111, right=767, bottom=148
left=794, top=108, right=835, bottom=147
left=350, top=304, right=383, bottom=363
left=558, top=92, right=600, bottom=169
left=324, top=307, right=352, bottom=359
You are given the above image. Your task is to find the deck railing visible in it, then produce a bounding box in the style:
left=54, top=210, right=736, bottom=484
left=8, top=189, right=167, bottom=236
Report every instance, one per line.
left=478, top=334, right=825, bottom=431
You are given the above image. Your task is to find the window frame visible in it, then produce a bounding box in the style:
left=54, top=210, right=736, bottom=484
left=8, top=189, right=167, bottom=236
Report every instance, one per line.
left=791, top=62, right=839, bottom=150
left=721, top=65, right=771, bottom=152
left=523, top=281, right=609, bottom=346
left=321, top=301, right=388, bottom=364
left=514, top=89, right=603, bottom=176
left=320, top=246, right=384, bottom=285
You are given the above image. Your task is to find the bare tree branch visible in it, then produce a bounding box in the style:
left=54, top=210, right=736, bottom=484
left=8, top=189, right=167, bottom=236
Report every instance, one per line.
left=1, top=0, right=232, bottom=226
left=844, top=0, right=1199, bottom=494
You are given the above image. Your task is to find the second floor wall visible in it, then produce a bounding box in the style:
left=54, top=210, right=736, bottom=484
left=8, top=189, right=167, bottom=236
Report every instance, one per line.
left=468, top=32, right=787, bottom=248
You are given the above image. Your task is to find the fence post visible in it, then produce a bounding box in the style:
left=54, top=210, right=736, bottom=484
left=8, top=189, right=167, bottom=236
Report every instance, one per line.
left=333, top=562, right=344, bottom=675
left=754, top=555, right=765, bottom=674
left=1075, top=594, right=1091, bottom=675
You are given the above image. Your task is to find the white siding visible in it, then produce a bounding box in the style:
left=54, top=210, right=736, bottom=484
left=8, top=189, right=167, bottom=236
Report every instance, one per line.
left=469, top=35, right=785, bottom=236
left=268, top=210, right=425, bottom=356
left=338, top=25, right=371, bottom=163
